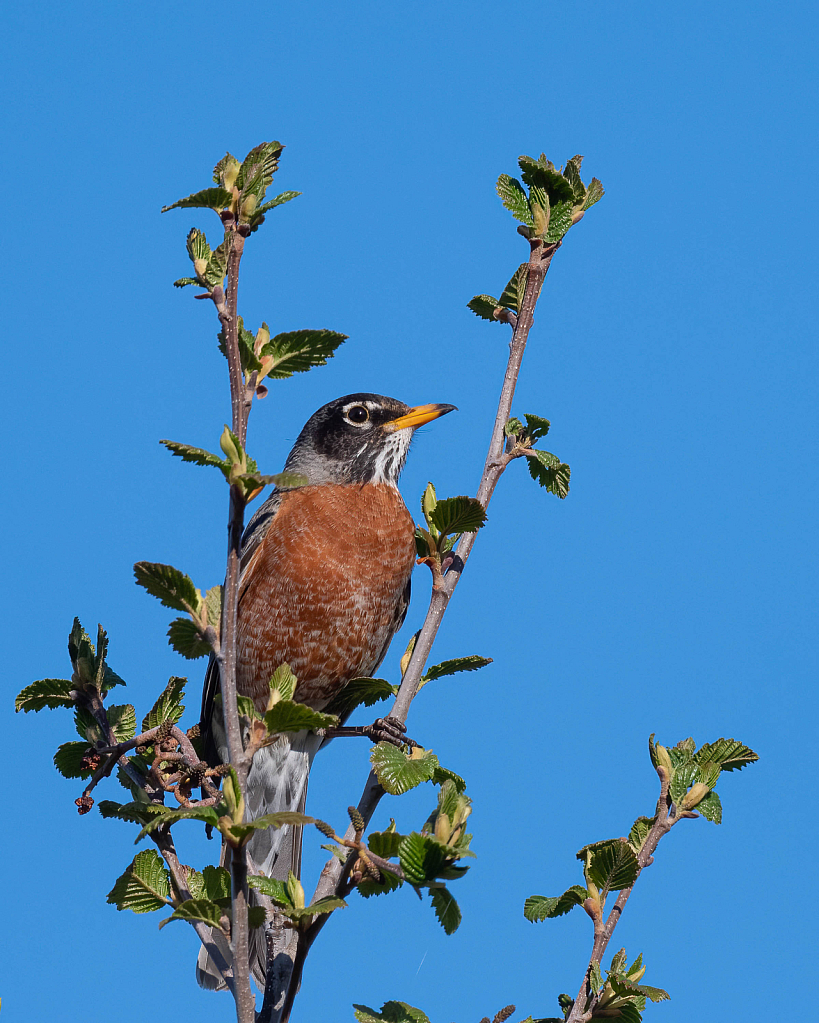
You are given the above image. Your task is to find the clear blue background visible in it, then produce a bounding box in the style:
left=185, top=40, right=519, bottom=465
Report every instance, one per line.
left=2, top=2, right=816, bottom=1021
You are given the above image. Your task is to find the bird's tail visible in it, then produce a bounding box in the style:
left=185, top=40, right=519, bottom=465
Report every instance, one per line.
left=195, top=730, right=323, bottom=993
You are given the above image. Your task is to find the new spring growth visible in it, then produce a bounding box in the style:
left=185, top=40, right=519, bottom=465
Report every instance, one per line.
left=681, top=782, right=711, bottom=810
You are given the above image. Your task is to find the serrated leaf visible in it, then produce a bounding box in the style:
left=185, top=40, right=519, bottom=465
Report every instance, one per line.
left=545, top=199, right=573, bottom=243
left=268, top=663, right=298, bottom=701
left=237, top=695, right=259, bottom=721
left=160, top=439, right=228, bottom=471
left=429, top=496, right=487, bottom=538
left=200, top=865, right=231, bottom=902
left=524, top=885, right=587, bottom=921
left=255, top=190, right=301, bottom=214
left=264, top=700, right=338, bottom=735
left=260, top=329, right=348, bottom=379
left=323, top=676, right=397, bottom=718
left=695, top=789, right=722, bottom=824
left=527, top=451, right=571, bottom=498
left=15, top=678, right=75, bottom=712
left=499, top=265, right=528, bottom=314
left=159, top=898, right=225, bottom=930
left=518, top=155, right=575, bottom=204
left=578, top=839, right=639, bottom=893
left=523, top=413, right=551, bottom=442
left=248, top=875, right=290, bottom=905
left=430, top=886, right=461, bottom=933
left=162, top=187, right=234, bottom=214
left=53, top=741, right=94, bottom=779
left=371, top=744, right=439, bottom=795
left=107, top=850, right=171, bottom=913
left=289, top=896, right=347, bottom=920
left=694, top=738, right=759, bottom=773
left=420, top=656, right=492, bottom=689
left=627, top=816, right=655, bottom=852
left=173, top=277, right=201, bottom=288
left=582, top=177, right=605, bottom=210
left=496, top=174, right=534, bottom=226
left=467, top=295, right=501, bottom=322
left=669, top=737, right=696, bottom=765
left=107, top=704, right=137, bottom=741
left=505, top=417, right=523, bottom=437
left=74, top=706, right=102, bottom=743
left=142, top=677, right=186, bottom=732
left=398, top=832, right=448, bottom=886
left=135, top=805, right=220, bottom=842
left=226, top=810, right=315, bottom=844
left=367, top=829, right=404, bottom=859
left=590, top=961, right=604, bottom=994
left=213, top=152, right=240, bottom=187
left=133, top=562, right=200, bottom=614
left=167, top=617, right=210, bottom=660
left=609, top=976, right=670, bottom=1003
left=562, top=157, right=586, bottom=201
left=98, top=800, right=169, bottom=826
left=236, top=141, right=283, bottom=197
left=431, top=766, right=467, bottom=792
left=669, top=761, right=697, bottom=804
left=353, top=1002, right=431, bottom=1023
left=247, top=905, right=267, bottom=928
left=358, top=869, right=404, bottom=898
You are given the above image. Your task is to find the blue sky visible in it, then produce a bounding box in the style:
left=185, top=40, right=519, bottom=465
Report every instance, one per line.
left=2, top=2, right=816, bottom=1021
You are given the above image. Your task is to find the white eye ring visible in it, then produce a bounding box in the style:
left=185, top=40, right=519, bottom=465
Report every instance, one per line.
left=345, top=405, right=370, bottom=425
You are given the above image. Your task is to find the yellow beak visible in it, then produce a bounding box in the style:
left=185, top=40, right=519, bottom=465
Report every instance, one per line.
left=384, top=403, right=457, bottom=432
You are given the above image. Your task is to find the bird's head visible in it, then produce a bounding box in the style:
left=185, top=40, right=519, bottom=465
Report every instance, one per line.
left=283, top=393, right=456, bottom=486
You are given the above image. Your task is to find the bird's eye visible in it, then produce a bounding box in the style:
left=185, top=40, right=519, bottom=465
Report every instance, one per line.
left=347, top=405, right=369, bottom=424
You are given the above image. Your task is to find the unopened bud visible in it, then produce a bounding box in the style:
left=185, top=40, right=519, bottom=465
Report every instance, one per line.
left=653, top=744, right=673, bottom=771
left=434, top=812, right=451, bottom=844
left=193, top=257, right=208, bottom=278
left=681, top=782, right=710, bottom=809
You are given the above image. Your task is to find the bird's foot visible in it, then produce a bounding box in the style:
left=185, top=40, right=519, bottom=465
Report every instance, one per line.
left=325, top=715, right=418, bottom=749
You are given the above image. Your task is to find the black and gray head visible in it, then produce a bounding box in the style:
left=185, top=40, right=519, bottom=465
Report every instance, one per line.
left=283, top=392, right=456, bottom=486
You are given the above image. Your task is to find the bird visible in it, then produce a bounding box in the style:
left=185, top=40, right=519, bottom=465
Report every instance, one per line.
left=196, top=392, right=455, bottom=991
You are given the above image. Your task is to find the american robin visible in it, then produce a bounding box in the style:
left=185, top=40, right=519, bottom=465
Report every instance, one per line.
left=196, top=392, right=455, bottom=990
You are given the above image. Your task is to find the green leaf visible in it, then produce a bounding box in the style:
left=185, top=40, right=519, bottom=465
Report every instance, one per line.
left=582, top=177, right=605, bottom=210
left=107, top=704, right=137, bottom=742
left=15, top=678, right=74, bottom=712
left=353, top=1002, right=431, bottom=1023
left=398, top=833, right=448, bottom=886
left=193, top=865, right=232, bottom=902
left=98, top=800, right=169, bottom=826
left=253, top=190, right=301, bottom=216
left=162, top=187, right=234, bottom=214
left=524, top=885, right=587, bottom=921
left=526, top=451, right=571, bottom=498
left=545, top=199, right=574, bottom=243
left=627, top=816, right=655, bottom=852
left=293, top=896, right=347, bottom=920
left=226, top=811, right=315, bottom=845
left=107, top=850, right=171, bottom=913
left=431, top=766, right=467, bottom=792
left=562, top=156, right=586, bottom=201
left=694, top=738, right=759, bottom=773
left=173, top=277, right=202, bottom=289
left=499, top=265, right=528, bottom=314
left=167, top=618, right=210, bottom=659
left=367, top=829, right=404, bottom=859
left=419, top=656, right=492, bottom=689
left=518, top=154, right=576, bottom=204
left=578, top=839, right=639, bottom=893
left=523, top=413, right=551, bottom=442
left=695, top=789, right=722, bottom=824
left=133, top=562, right=200, bottom=614
left=248, top=875, right=290, bottom=905
left=236, top=141, right=284, bottom=198
left=323, top=676, right=397, bottom=719
left=429, top=496, right=487, bottom=538
left=269, top=663, right=298, bottom=701
left=430, top=886, right=461, bottom=933
left=159, top=898, right=225, bottom=930
left=237, top=695, right=260, bottom=721
left=467, top=295, right=501, bottom=322
left=505, top=417, right=523, bottom=437
left=669, top=761, right=697, bottom=804
left=53, top=741, right=94, bottom=779
left=496, top=174, right=534, bottom=226
left=609, top=975, right=670, bottom=1003
left=264, top=700, right=338, bottom=735
left=160, top=439, right=228, bottom=471
left=142, top=677, right=186, bottom=732
left=371, top=744, right=439, bottom=795
left=135, top=804, right=220, bottom=842
left=260, top=329, right=348, bottom=379
left=668, top=737, right=696, bottom=766
left=357, top=869, right=404, bottom=898
left=213, top=152, right=240, bottom=187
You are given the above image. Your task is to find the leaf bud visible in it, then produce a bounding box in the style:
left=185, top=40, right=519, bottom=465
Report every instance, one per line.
left=193, top=257, right=209, bottom=279
left=254, top=323, right=270, bottom=355
left=681, top=781, right=710, bottom=809
left=434, top=812, right=451, bottom=844
left=219, top=426, right=245, bottom=470
left=286, top=870, right=305, bottom=910
left=653, top=744, right=673, bottom=771
left=240, top=194, right=258, bottom=220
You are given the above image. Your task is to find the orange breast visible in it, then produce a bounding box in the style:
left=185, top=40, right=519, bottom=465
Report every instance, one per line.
left=236, top=483, right=416, bottom=709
